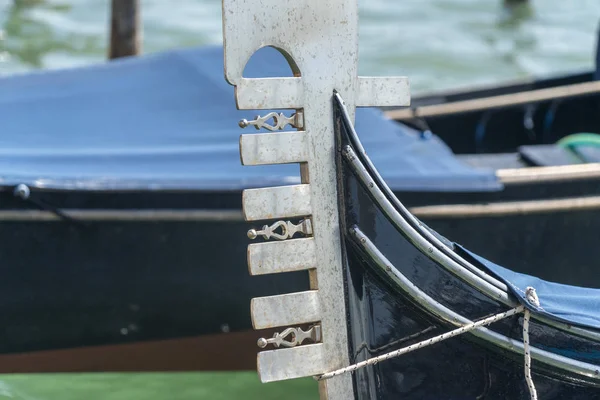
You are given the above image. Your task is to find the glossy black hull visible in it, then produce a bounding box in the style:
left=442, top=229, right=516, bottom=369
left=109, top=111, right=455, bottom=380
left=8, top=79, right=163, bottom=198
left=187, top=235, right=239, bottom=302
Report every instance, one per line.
left=0, top=187, right=310, bottom=367
left=333, top=93, right=600, bottom=399
left=343, top=245, right=600, bottom=399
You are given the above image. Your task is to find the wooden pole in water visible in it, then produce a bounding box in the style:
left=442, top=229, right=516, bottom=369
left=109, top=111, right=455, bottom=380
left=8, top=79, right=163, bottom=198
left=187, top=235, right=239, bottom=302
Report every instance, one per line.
left=109, top=0, right=141, bottom=59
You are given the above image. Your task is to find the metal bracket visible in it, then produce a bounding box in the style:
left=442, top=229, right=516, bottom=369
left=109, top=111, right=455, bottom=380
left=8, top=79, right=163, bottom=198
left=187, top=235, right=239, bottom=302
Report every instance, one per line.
left=247, top=219, right=312, bottom=241
left=258, top=325, right=322, bottom=348
left=239, top=111, right=304, bottom=131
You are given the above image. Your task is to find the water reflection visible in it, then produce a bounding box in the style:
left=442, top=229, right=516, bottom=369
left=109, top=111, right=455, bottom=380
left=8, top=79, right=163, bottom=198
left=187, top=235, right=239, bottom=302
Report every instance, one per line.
left=1, top=0, right=103, bottom=72
left=1, top=0, right=599, bottom=91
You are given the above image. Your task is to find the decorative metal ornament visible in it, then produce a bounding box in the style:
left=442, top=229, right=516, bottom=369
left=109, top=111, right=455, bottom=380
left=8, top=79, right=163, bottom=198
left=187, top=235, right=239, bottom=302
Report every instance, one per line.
left=257, top=325, right=322, bottom=349
left=247, top=219, right=313, bottom=241
left=239, top=111, right=304, bottom=131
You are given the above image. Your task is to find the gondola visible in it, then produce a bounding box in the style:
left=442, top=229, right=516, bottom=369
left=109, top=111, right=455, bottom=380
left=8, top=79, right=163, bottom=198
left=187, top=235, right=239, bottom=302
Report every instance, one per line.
left=225, top=1, right=600, bottom=397
left=386, top=20, right=600, bottom=155
left=383, top=25, right=600, bottom=289
left=329, top=90, right=600, bottom=399
left=0, top=35, right=599, bottom=372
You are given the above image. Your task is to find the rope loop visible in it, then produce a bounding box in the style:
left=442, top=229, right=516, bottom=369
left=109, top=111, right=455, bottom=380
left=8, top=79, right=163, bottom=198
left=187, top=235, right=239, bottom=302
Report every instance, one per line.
left=315, top=287, right=540, bottom=400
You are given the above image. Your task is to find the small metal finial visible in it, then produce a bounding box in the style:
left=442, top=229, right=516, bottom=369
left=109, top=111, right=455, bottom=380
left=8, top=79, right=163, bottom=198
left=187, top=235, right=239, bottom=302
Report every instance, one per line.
left=247, top=219, right=313, bottom=241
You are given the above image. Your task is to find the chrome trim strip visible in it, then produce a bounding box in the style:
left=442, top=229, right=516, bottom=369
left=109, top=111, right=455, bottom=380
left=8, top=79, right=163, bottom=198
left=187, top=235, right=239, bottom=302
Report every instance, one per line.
left=343, top=144, right=509, bottom=297
left=410, top=196, right=600, bottom=219
left=351, top=227, right=600, bottom=382
left=335, top=93, right=507, bottom=292
left=498, top=163, right=600, bottom=184
left=0, top=209, right=244, bottom=222
left=384, top=80, right=600, bottom=120
left=335, top=93, right=600, bottom=342
left=343, top=144, right=600, bottom=342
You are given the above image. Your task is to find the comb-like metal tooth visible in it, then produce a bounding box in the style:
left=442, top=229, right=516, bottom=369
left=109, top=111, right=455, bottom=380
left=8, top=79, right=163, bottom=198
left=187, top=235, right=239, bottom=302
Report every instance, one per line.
left=239, top=131, right=308, bottom=166
left=242, top=184, right=311, bottom=222
left=251, top=290, right=320, bottom=330
left=257, top=343, right=325, bottom=383
left=235, top=77, right=303, bottom=110
left=247, top=238, right=316, bottom=276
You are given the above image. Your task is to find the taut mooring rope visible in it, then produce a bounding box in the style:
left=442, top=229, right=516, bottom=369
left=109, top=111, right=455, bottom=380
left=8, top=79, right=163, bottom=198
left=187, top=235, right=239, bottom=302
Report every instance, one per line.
left=315, top=287, right=540, bottom=400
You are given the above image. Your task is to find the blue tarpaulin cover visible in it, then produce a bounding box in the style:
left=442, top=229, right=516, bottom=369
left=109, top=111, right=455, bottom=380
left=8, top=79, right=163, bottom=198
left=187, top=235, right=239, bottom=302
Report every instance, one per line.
left=457, top=245, right=600, bottom=331
left=0, top=45, right=501, bottom=192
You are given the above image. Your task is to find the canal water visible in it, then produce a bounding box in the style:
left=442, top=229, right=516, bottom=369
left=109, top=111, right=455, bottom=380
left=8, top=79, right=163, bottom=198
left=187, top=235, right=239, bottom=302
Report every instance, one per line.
left=0, top=0, right=599, bottom=399
left=1, top=0, right=600, bottom=93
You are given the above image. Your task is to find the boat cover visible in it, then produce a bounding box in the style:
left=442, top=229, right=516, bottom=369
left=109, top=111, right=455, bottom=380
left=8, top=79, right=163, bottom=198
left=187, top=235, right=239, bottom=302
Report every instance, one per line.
left=0, top=46, right=501, bottom=192
left=457, top=245, right=600, bottom=331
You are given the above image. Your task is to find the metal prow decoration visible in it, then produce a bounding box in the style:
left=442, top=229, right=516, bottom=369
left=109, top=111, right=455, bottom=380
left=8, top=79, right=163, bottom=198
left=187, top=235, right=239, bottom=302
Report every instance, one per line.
left=221, top=1, right=410, bottom=398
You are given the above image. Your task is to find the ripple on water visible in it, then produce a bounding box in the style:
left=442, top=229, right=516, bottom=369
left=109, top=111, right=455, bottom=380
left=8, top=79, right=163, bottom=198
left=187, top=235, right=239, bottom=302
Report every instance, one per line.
left=1, top=0, right=599, bottom=92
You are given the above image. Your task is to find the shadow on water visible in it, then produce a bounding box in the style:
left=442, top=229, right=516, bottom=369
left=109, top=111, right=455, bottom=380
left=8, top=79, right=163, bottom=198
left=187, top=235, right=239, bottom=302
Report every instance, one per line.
left=493, top=1, right=536, bottom=67
left=498, top=0, right=534, bottom=29
left=1, top=0, right=101, bottom=69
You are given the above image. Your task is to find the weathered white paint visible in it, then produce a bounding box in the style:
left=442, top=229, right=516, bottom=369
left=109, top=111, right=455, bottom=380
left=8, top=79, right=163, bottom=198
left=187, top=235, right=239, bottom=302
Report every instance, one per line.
left=247, top=238, right=316, bottom=275
left=251, top=290, right=320, bottom=329
left=497, top=163, right=600, bottom=184
left=411, top=195, right=600, bottom=218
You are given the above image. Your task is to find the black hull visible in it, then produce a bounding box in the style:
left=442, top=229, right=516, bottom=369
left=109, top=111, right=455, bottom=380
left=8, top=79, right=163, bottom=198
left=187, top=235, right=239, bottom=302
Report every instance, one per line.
left=0, top=187, right=310, bottom=367
left=394, top=70, right=600, bottom=154
left=2, top=67, right=600, bottom=368
left=2, top=169, right=600, bottom=367
left=418, top=207, right=600, bottom=288
left=333, top=93, right=600, bottom=399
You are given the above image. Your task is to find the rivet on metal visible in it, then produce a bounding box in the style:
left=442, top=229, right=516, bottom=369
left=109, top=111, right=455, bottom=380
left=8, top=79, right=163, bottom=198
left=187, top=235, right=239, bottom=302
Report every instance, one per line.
left=248, top=219, right=313, bottom=241
left=257, top=325, right=322, bottom=348
left=341, top=145, right=355, bottom=161
left=239, top=111, right=304, bottom=131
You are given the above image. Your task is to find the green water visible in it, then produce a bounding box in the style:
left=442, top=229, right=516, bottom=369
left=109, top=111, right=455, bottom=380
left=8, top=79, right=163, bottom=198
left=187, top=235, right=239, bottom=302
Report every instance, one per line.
left=1, top=0, right=600, bottom=398
left=2, top=0, right=600, bottom=93
left=0, top=373, right=317, bottom=399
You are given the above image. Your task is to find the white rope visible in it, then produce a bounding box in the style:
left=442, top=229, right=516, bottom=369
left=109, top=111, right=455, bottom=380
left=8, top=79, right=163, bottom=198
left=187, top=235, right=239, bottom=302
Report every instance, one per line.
left=315, top=305, right=525, bottom=380
left=315, top=287, right=541, bottom=400
left=524, top=287, right=540, bottom=400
